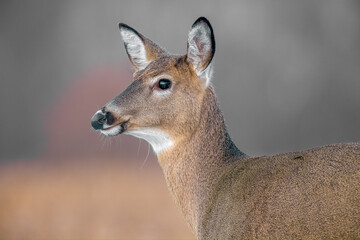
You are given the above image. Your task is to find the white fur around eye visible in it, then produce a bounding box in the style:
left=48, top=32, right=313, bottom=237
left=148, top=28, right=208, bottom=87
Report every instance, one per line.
left=150, top=76, right=174, bottom=97
left=153, top=88, right=173, bottom=97
left=120, top=28, right=149, bottom=70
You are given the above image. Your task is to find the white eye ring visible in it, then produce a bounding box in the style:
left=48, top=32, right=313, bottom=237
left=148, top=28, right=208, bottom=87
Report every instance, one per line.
left=150, top=76, right=174, bottom=97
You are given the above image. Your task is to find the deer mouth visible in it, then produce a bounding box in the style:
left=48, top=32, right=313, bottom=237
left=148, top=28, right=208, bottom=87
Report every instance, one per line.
left=100, top=121, right=129, bottom=137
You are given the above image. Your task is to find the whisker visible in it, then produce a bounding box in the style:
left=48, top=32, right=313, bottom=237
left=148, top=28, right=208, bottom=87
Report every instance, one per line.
left=137, top=139, right=142, bottom=157
left=101, top=136, right=108, bottom=151
left=107, top=137, right=113, bottom=152
left=117, top=135, right=122, bottom=153
left=140, top=143, right=151, bottom=169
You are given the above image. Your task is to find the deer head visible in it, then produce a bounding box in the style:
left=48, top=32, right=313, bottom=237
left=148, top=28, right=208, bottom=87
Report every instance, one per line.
left=91, top=17, right=215, bottom=155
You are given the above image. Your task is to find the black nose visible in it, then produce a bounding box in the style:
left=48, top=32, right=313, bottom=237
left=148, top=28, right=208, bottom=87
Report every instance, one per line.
left=91, top=111, right=114, bottom=130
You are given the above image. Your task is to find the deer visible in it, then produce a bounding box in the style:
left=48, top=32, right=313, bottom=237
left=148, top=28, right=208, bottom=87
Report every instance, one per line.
left=91, top=17, right=360, bottom=239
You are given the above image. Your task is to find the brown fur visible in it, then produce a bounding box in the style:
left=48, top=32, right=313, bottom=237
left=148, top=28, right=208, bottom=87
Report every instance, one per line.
left=96, top=18, right=360, bottom=239
left=159, top=87, right=359, bottom=239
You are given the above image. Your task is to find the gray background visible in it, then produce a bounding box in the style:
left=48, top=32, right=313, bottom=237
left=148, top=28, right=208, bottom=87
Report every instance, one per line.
left=0, top=0, right=359, bottom=161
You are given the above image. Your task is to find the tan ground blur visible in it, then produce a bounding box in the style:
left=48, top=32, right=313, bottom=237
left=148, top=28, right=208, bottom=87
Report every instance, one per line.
left=0, top=157, right=193, bottom=240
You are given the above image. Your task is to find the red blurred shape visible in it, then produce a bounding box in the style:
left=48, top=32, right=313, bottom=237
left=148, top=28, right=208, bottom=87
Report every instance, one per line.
left=43, top=65, right=145, bottom=160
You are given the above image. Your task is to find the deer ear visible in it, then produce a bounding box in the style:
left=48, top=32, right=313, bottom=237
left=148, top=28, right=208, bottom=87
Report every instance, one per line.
left=119, top=23, right=166, bottom=71
left=186, top=17, right=215, bottom=87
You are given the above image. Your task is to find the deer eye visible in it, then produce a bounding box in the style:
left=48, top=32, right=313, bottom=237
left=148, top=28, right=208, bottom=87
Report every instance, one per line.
left=155, top=78, right=172, bottom=90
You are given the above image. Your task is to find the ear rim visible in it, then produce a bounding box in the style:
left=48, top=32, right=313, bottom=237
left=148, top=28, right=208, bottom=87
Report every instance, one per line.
left=119, top=23, right=143, bottom=39
left=190, top=17, right=216, bottom=71
left=186, top=17, right=216, bottom=73
left=119, top=23, right=168, bottom=71
left=118, top=23, right=149, bottom=71
left=186, top=17, right=216, bottom=88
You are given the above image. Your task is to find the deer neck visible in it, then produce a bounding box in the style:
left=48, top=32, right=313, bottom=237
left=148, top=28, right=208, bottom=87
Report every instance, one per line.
left=157, top=85, right=246, bottom=234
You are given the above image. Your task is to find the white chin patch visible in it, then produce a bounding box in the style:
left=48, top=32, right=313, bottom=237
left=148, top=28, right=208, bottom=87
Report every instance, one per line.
left=124, top=128, right=174, bottom=155
left=100, top=125, right=121, bottom=137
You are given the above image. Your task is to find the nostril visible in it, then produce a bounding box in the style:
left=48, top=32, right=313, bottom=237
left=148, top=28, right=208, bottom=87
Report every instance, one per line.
left=106, top=112, right=115, bottom=125
left=91, top=111, right=106, bottom=130
left=91, top=111, right=115, bottom=130
left=98, top=116, right=106, bottom=124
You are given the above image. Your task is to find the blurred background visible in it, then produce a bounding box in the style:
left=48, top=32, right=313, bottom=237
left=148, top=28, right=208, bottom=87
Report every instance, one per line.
left=0, top=0, right=358, bottom=239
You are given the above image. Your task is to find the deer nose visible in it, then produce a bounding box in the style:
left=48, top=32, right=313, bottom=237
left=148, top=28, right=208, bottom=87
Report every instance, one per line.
left=91, top=110, right=115, bottom=130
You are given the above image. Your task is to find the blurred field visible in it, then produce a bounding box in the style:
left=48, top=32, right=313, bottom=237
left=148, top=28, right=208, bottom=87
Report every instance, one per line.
left=0, top=157, right=193, bottom=240
left=0, top=1, right=358, bottom=239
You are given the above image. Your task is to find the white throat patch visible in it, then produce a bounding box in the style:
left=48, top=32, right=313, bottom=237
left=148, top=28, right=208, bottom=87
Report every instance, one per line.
left=124, top=128, right=174, bottom=155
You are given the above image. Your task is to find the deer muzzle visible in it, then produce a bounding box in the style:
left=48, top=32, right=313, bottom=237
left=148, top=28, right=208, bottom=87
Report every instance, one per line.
left=91, top=110, right=115, bottom=130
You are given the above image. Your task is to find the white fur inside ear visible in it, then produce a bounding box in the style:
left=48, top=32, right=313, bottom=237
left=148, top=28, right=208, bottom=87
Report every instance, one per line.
left=199, top=62, right=213, bottom=87
left=120, top=28, right=149, bottom=70
left=187, top=24, right=213, bottom=87
left=125, top=128, right=174, bottom=154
